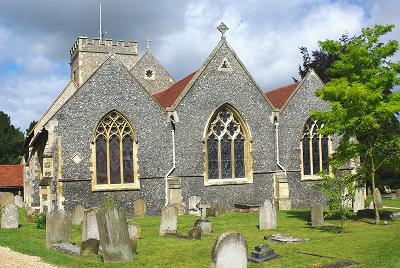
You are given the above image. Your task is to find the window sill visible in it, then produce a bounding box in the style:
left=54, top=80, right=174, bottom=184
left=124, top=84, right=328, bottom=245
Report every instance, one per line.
left=301, top=175, right=323, bottom=181
left=92, top=183, right=140, bottom=192
left=204, top=178, right=252, bottom=186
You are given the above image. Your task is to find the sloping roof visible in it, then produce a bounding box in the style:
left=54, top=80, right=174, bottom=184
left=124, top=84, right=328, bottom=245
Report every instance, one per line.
left=264, top=82, right=299, bottom=109
left=152, top=71, right=197, bottom=109
left=0, top=165, right=24, bottom=188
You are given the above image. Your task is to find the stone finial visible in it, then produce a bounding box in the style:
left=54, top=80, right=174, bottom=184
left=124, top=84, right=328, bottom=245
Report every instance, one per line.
left=146, top=38, right=152, bottom=51
left=217, top=22, right=229, bottom=37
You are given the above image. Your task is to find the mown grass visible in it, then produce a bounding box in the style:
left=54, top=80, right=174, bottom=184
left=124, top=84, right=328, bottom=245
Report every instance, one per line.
left=0, top=208, right=399, bottom=267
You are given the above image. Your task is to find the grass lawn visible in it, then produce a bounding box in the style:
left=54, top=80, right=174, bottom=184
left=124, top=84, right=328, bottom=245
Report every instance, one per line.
left=0, top=209, right=399, bottom=267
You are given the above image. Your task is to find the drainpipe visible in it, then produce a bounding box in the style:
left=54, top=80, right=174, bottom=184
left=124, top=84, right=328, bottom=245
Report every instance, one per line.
left=274, top=116, right=287, bottom=176
left=164, top=116, right=176, bottom=206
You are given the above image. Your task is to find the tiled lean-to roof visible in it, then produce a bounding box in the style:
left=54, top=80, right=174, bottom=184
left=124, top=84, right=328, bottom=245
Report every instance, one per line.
left=0, top=164, right=24, bottom=188
left=264, top=82, right=299, bottom=110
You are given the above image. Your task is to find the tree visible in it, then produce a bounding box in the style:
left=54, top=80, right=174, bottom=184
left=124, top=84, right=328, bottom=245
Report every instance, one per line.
left=25, top=120, right=37, bottom=136
left=0, top=111, right=24, bottom=164
left=312, top=25, right=400, bottom=225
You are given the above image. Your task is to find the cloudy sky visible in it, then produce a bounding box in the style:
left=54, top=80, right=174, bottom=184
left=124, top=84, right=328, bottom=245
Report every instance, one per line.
left=0, top=0, right=399, bottom=131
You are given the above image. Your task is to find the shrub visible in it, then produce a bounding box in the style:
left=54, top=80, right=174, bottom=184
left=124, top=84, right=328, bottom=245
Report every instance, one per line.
left=35, top=212, right=46, bottom=229
left=102, top=196, right=117, bottom=208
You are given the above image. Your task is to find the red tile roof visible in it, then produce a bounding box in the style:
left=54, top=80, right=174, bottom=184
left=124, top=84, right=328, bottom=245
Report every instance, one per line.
left=0, top=164, right=24, bottom=187
left=152, top=71, right=197, bottom=109
left=264, top=82, right=299, bottom=109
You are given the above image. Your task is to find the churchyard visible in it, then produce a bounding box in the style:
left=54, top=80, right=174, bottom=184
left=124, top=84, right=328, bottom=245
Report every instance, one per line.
left=0, top=197, right=399, bottom=268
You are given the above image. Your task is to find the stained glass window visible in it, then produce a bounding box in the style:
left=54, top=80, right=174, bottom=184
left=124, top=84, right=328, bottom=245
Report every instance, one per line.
left=301, top=118, right=330, bottom=178
left=94, top=110, right=137, bottom=188
left=205, top=105, right=250, bottom=181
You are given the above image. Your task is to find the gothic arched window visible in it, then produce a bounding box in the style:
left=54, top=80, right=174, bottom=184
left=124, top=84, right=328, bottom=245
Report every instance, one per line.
left=92, top=110, right=139, bottom=190
left=301, top=118, right=330, bottom=179
left=204, top=105, right=252, bottom=185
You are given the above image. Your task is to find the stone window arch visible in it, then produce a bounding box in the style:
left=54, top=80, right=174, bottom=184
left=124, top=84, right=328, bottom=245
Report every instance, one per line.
left=204, top=104, right=252, bottom=185
left=92, top=110, right=139, bottom=190
left=300, top=118, right=331, bottom=180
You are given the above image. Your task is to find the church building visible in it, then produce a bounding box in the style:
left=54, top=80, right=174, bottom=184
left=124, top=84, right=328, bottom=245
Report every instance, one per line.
left=24, top=23, right=343, bottom=215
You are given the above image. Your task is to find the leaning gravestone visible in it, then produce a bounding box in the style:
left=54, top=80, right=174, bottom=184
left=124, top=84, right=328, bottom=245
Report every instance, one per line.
left=72, top=204, right=85, bottom=225
left=1, top=204, right=19, bottom=229
left=96, top=207, right=133, bottom=262
left=259, top=200, right=277, bottom=230
left=211, top=232, right=248, bottom=268
left=353, top=188, right=365, bottom=213
left=82, top=208, right=100, bottom=241
left=46, top=210, right=72, bottom=249
left=14, top=195, right=23, bottom=208
left=159, top=205, right=178, bottom=236
left=187, top=227, right=202, bottom=240
left=375, top=188, right=383, bottom=208
left=0, top=192, right=14, bottom=208
left=188, top=196, right=202, bottom=216
left=133, top=199, right=146, bottom=216
left=311, top=204, right=324, bottom=227
left=80, top=238, right=100, bottom=256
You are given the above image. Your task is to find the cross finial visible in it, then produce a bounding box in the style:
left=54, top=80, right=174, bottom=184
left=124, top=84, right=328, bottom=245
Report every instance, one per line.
left=217, top=22, right=229, bottom=38
left=146, top=38, right=152, bottom=51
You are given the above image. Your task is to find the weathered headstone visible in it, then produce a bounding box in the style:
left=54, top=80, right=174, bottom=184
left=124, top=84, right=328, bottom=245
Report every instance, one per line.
left=46, top=210, right=72, bottom=249
left=194, top=218, right=213, bottom=234
left=1, top=204, right=19, bottom=229
left=353, top=188, right=365, bottom=213
left=25, top=207, right=38, bottom=221
left=199, top=200, right=211, bottom=220
left=159, top=205, right=178, bottom=236
left=259, top=200, right=277, bottom=230
left=52, top=242, right=80, bottom=255
left=187, top=227, right=202, bottom=240
left=0, top=192, right=14, bottom=208
left=96, top=207, right=133, bottom=262
left=396, top=189, right=400, bottom=199
left=133, top=199, right=146, bottom=217
left=14, top=195, right=23, bottom=208
left=128, top=223, right=141, bottom=241
left=80, top=238, right=100, bottom=256
left=211, top=232, right=248, bottom=268
left=248, top=244, right=278, bottom=263
left=82, top=208, right=100, bottom=241
left=311, top=204, right=324, bottom=227
left=72, top=204, right=85, bottom=225
left=188, top=196, right=202, bottom=216
left=374, top=188, right=383, bottom=208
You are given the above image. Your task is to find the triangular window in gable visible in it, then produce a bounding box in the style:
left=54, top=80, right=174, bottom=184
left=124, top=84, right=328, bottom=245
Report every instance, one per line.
left=218, top=57, right=232, bottom=72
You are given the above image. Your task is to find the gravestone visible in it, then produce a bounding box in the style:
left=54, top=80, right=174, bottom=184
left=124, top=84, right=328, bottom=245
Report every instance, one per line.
left=82, top=208, right=100, bottom=241
left=52, top=242, right=80, bottom=255
left=72, top=204, right=85, bottom=225
left=1, top=204, right=19, bottom=229
left=194, top=219, right=213, bottom=234
left=187, top=227, right=202, bottom=240
left=248, top=244, right=278, bottom=263
left=396, top=189, right=400, bottom=199
left=80, top=238, right=100, bottom=256
left=374, top=188, right=383, bottom=208
left=159, top=205, right=178, bottom=236
left=14, top=195, right=23, bottom=208
left=128, top=223, right=141, bottom=241
left=96, top=207, right=133, bottom=262
left=0, top=192, right=14, bottom=208
left=46, top=210, right=72, bottom=249
left=188, top=196, right=202, bottom=216
left=353, top=188, right=365, bottom=213
left=133, top=199, right=146, bottom=216
left=25, top=207, right=38, bottom=221
left=259, top=200, right=277, bottom=230
left=311, top=204, right=324, bottom=227
left=211, top=232, right=248, bottom=268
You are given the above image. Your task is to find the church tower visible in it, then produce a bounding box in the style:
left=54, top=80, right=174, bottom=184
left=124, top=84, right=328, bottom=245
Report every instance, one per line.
left=69, top=37, right=138, bottom=86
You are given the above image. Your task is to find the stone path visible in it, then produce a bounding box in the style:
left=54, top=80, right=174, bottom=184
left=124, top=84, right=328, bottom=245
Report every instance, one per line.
left=0, top=246, right=57, bottom=268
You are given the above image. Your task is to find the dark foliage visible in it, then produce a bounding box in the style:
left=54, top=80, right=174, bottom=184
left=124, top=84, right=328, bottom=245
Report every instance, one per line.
left=0, top=111, right=24, bottom=164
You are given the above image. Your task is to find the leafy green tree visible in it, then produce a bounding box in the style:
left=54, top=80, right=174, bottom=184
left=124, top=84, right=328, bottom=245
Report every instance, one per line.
left=312, top=25, right=400, bottom=224
left=0, top=111, right=24, bottom=164
left=25, top=120, right=37, bottom=136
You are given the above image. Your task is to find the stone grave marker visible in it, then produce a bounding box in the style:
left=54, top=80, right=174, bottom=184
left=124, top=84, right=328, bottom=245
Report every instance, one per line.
left=188, top=196, right=202, bottom=216
left=194, top=218, right=213, bottom=234
left=187, top=227, right=202, bottom=240
left=311, top=204, right=324, bottom=227
left=133, top=199, right=146, bottom=216
left=80, top=238, right=100, bottom=256
left=259, top=199, right=277, bottom=230
left=1, top=204, right=19, bottom=229
left=375, top=188, right=383, bottom=208
left=159, top=205, right=178, bottom=236
left=128, top=223, right=141, bottom=241
left=14, top=195, right=23, bottom=208
left=72, top=204, right=85, bottom=225
left=52, top=242, right=80, bottom=255
left=248, top=244, right=278, bottom=263
left=353, top=188, right=365, bottom=213
left=396, top=189, right=400, bottom=199
left=82, top=208, right=100, bottom=241
left=96, top=207, right=133, bottom=262
left=0, top=192, right=14, bottom=208
left=46, top=210, right=72, bottom=249
left=211, top=232, right=248, bottom=268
